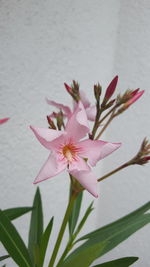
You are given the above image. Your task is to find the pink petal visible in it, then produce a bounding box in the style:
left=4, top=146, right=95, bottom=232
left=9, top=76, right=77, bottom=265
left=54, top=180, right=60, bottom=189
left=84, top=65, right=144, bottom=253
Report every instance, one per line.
left=80, top=90, right=91, bottom=108
left=30, top=126, right=66, bottom=150
left=69, top=156, right=90, bottom=172
left=86, top=105, right=96, bottom=121
left=69, top=169, right=98, bottom=198
left=66, top=101, right=90, bottom=141
left=78, top=139, right=121, bottom=166
left=34, top=153, right=67, bottom=184
left=0, top=118, right=10, bottom=124
left=46, top=99, right=72, bottom=118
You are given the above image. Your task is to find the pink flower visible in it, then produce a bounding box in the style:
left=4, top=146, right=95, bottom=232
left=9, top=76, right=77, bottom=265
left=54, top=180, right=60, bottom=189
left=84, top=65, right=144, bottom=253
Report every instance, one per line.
left=30, top=102, right=121, bottom=197
left=46, top=99, right=72, bottom=119
left=46, top=87, right=96, bottom=121
left=0, top=118, right=9, bottom=125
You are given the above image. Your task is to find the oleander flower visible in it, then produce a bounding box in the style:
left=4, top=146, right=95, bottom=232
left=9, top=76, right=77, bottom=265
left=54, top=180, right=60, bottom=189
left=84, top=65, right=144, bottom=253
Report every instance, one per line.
left=30, top=102, right=121, bottom=197
left=46, top=88, right=96, bottom=121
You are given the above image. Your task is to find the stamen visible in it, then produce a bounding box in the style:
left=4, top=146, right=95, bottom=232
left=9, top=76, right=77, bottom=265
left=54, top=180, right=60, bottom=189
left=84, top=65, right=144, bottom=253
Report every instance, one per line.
left=62, top=143, right=78, bottom=162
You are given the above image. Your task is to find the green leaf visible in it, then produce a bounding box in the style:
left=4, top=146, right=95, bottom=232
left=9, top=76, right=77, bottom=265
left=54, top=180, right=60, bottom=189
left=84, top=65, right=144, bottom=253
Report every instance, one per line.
left=3, top=207, right=33, bottom=221
left=69, top=191, right=83, bottom=235
left=79, top=201, right=150, bottom=241
left=92, top=257, right=138, bottom=266
left=0, top=210, right=32, bottom=267
left=28, top=187, right=43, bottom=265
left=0, top=255, right=10, bottom=261
left=61, top=241, right=107, bottom=267
left=39, top=217, right=54, bottom=267
left=74, top=201, right=94, bottom=237
left=74, top=202, right=150, bottom=259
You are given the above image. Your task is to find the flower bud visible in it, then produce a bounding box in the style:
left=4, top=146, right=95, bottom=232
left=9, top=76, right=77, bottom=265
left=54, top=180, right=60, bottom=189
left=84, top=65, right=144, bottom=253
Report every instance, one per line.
left=64, top=83, right=72, bottom=94
left=124, top=90, right=144, bottom=109
left=47, top=116, right=56, bottom=129
left=131, top=138, right=150, bottom=166
left=72, top=80, right=79, bottom=93
left=94, top=83, right=102, bottom=102
left=0, top=118, right=9, bottom=125
left=56, top=111, right=64, bottom=130
left=101, top=76, right=118, bottom=108
left=64, top=81, right=80, bottom=102
left=130, top=88, right=140, bottom=97
left=105, top=75, right=118, bottom=98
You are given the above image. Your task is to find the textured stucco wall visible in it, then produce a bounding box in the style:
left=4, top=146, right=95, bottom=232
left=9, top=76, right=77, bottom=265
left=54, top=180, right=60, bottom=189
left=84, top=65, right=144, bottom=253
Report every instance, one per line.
left=0, top=0, right=149, bottom=266
left=96, top=1, right=150, bottom=266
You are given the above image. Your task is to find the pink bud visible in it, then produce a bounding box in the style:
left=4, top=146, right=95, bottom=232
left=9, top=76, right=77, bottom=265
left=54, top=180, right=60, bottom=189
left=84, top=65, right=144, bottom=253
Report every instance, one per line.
left=0, top=118, right=10, bottom=125
left=130, top=88, right=140, bottom=97
left=125, top=90, right=144, bottom=108
left=143, top=156, right=150, bottom=161
left=47, top=115, right=52, bottom=123
left=64, top=83, right=72, bottom=94
left=47, top=115, right=56, bottom=129
left=104, top=76, right=118, bottom=100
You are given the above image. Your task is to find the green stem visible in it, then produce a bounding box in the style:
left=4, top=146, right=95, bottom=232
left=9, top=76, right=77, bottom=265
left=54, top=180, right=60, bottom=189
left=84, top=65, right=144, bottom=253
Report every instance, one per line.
left=98, top=105, right=116, bottom=125
left=98, top=162, right=130, bottom=182
left=96, top=109, right=115, bottom=140
left=48, top=192, right=77, bottom=267
left=56, top=238, right=73, bottom=267
left=91, top=109, right=102, bottom=139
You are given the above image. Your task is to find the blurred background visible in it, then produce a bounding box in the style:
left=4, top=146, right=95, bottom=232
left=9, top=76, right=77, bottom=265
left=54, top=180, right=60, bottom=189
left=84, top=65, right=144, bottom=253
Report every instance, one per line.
left=0, top=0, right=150, bottom=266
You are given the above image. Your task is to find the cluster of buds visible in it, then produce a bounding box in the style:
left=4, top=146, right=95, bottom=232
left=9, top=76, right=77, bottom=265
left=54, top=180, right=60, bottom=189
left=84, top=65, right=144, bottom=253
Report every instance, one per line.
left=131, top=138, right=150, bottom=166
left=47, top=111, right=64, bottom=130
left=46, top=77, right=145, bottom=142
left=64, top=80, right=80, bottom=102
left=115, top=89, right=144, bottom=116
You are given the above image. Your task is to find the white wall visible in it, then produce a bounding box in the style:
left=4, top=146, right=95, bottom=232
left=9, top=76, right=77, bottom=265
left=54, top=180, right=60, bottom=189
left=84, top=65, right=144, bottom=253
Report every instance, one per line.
left=0, top=1, right=149, bottom=266
left=96, top=1, right=150, bottom=266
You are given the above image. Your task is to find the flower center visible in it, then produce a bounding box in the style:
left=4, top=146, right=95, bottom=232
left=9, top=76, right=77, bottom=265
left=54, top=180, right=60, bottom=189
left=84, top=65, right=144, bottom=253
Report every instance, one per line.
left=62, top=144, right=77, bottom=162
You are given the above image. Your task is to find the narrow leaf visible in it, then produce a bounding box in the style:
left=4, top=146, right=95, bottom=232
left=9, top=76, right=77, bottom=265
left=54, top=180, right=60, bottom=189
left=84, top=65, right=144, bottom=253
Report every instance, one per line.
left=61, top=241, right=107, bottom=267
left=100, top=214, right=150, bottom=257
left=69, top=191, right=83, bottom=235
left=79, top=201, right=150, bottom=241
left=92, top=257, right=138, bottom=266
left=74, top=212, right=150, bottom=260
left=28, top=187, right=43, bottom=265
left=0, top=210, right=32, bottom=267
left=73, top=202, right=150, bottom=261
left=39, top=217, right=54, bottom=267
left=3, top=207, right=33, bottom=221
left=75, top=201, right=94, bottom=237
left=0, top=255, right=10, bottom=261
